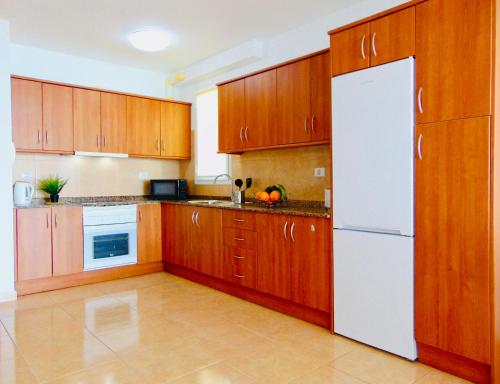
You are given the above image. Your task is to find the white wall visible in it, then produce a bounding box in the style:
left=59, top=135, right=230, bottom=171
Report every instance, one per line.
left=10, top=44, right=172, bottom=99
left=0, top=20, right=16, bottom=302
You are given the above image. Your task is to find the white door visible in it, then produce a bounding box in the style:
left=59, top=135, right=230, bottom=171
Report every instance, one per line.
left=332, top=58, right=415, bottom=236
left=333, top=229, right=417, bottom=360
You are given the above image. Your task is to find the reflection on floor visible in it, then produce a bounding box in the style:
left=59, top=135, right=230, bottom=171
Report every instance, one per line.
left=0, top=272, right=469, bottom=383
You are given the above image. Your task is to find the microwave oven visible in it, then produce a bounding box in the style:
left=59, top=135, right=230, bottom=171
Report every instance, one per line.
left=150, top=179, right=188, bottom=200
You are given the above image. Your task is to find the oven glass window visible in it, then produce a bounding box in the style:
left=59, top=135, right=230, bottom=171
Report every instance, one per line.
left=153, top=182, right=176, bottom=196
left=93, top=234, right=129, bottom=259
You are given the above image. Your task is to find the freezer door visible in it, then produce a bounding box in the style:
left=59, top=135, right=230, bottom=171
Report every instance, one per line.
left=333, top=229, right=417, bottom=360
left=332, top=58, right=414, bottom=236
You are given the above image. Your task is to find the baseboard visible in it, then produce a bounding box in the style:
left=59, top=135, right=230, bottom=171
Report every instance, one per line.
left=418, top=343, right=491, bottom=384
left=165, top=263, right=331, bottom=329
left=16, top=262, right=164, bottom=295
left=0, top=291, right=17, bottom=303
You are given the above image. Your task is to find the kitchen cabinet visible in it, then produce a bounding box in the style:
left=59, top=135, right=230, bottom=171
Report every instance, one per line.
left=74, top=88, right=101, bottom=152
left=11, top=78, right=43, bottom=151
left=138, top=204, right=162, bottom=264
left=100, top=92, right=127, bottom=154
left=52, top=207, right=84, bottom=276
left=415, top=0, right=492, bottom=123
left=310, top=52, right=331, bottom=142
left=223, top=247, right=257, bottom=289
left=160, top=102, right=191, bottom=158
left=163, top=204, right=191, bottom=267
left=330, top=23, right=370, bottom=76
left=330, top=7, right=415, bottom=76
left=415, top=117, right=491, bottom=365
left=245, top=70, right=278, bottom=148
left=16, top=208, right=52, bottom=281
left=218, top=79, right=245, bottom=152
left=126, top=96, right=161, bottom=156
left=42, top=83, right=74, bottom=153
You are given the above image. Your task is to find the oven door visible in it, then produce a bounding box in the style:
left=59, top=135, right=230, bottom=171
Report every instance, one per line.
left=83, top=222, right=138, bottom=271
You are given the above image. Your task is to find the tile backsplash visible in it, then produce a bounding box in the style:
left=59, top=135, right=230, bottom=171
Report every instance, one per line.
left=13, top=153, right=181, bottom=198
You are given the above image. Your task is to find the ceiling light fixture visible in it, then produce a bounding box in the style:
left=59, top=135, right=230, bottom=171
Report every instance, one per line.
left=128, top=29, right=170, bottom=52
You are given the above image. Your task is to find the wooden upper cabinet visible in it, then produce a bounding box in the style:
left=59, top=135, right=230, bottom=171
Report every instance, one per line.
left=42, top=84, right=74, bottom=152
left=277, top=60, right=311, bottom=145
left=11, top=78, right=43, bottom=151
left=73, top=88, right=101, bottom=152
left=330, top=23, right=370, bottom=76
left=415, top=117, right=491, bottom=364
left=161, top=102, right=191, bottom=158
left=310, top=52, right=331, bottom=142
left=369, top=7, right=415, bottom=67
left=16, top=208, right=52, bottom=281
left=52, top=207, right=83, bottom=276
left=290, top=216, right=330, bottom=312
left=101, top=92, right=127, bottom=154
left=137, top=204, right=162, bottom=264
left=416, top=0, right=492, bottom=123
left=218, top=79, right=245, bottom=152
left=126, top=96, right=161, bottom=156
left=245, top=70, right=278, bottom=148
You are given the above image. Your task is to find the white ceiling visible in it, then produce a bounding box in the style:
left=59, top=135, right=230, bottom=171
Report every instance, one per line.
left=0, top=0, right=361, bottom=73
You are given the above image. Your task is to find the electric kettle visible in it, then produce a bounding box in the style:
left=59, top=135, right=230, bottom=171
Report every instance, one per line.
left=13, top=181, right=34, bottom=207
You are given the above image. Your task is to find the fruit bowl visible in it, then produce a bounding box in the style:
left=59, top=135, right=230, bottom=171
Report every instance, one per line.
left=255, top=184, right=287, bottom=207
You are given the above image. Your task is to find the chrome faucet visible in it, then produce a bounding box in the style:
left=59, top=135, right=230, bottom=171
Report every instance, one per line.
left=213, top=174, right=232, bottom=184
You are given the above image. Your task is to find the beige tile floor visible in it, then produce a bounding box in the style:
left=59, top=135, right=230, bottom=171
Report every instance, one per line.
left=0, top=272, right=471, bottom=384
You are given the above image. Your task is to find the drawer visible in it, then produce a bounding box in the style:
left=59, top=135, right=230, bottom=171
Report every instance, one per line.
left=223, top=227, right=257, bottom=250
left=222, top=210, right=256, bottom=230
left=223, top=246, right=256, bottom=288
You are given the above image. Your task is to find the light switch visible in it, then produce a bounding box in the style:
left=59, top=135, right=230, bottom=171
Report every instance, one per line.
left=314, top=168, right=326, bottom=177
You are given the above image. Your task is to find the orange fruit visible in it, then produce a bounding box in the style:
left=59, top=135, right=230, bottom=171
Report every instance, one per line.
left=270, top=190, right=281, bottom=202
left=257, top=191, right=270, bottom=202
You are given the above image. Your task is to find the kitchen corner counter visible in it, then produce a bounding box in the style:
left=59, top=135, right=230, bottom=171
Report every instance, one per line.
left=15, top=196, right=330, bottom=218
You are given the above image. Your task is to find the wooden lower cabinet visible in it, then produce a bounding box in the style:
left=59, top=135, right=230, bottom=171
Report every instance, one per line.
left=223, top=246, right=257, bottom=289
left=52, top=207, right=84, bottom=276
left=415, top=117, right=491, bottom=376
left=138, top=204, right=162, bottom=264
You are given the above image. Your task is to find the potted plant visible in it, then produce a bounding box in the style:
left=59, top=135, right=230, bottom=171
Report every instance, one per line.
left=38, top=175, right=68, bottom=203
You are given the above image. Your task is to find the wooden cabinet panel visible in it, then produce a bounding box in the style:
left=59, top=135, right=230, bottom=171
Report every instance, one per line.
left=218, top=79, right=245, bottom=152
left=42, top=84, right=73, bottom=152
left=415, top=117, right=491, bottom=364
left=161, top=102, right=191, bottom=158
left=290, top=216, right=330, bottom=312
left=245, top=70, right=278, bottom=148
left=138, top=204, right=162, bottom=264
left=222, top=210, right=256, bottom=231
left=369, top=7, right=415, bottom=67
left=256, top=213, right=291, bottom=300
left=277, top=60, right=311, bottom=145
left=310, top=52, right=331, bottom=142
left=193, top=207, right=222, bottom=278
left=74, top=88, right=101, bottom=152
left=223, top=227, right=257, bottom=250
left=11, top=78, right=43, bottom=151
left=330, top=23, right=371, bottom=76
left=416, top=0, right=492, bottom=123
left=52, top=207, right=83, bottom=276
left=163, top=204, right=192, bottom=268
left=126, top=96, right=161, bottom=156
left=223, top=246, right=256, bottom=289
left=16, top=208, right=52, bottom=280
left=101, top=92, right=127, bottom=154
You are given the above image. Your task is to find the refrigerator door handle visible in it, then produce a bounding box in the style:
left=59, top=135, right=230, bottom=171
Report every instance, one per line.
left=337, top=225, right=402, bottom=236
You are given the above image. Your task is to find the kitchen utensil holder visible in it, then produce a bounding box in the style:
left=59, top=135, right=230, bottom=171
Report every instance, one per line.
left=232, top=191, right=245, bottom=205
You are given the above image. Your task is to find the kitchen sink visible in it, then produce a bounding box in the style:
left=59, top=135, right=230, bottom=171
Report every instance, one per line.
left=187, top=200, right=253, bottom=207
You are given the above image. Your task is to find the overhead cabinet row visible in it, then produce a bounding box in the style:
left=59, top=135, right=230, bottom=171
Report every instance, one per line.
left=11, top=78, right=191, bottom=159
left=218, top=51, right=331, bottom=153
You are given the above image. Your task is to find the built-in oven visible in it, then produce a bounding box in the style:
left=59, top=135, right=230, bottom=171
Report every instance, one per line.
left=83, top=205, right=138, bottom=271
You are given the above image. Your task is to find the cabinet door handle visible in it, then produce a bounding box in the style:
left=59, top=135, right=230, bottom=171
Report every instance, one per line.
left=54, top=214, right=58, bottom=228
left=283, top=221, right=288, bottom=240
left=239, top=127, right=244, bottom=143
left=96, top=135, right=99, bottom=148
left=417, top=133, right=423, bottom=160
left=311, top=116, right=316, bottom=133
left=195, top=211, right=200, bottom=227
left=191, top=211, right=196, bottom=224
left=234, top=274, right=245, bottom=278
left=417, top=88, right=424, bottom=114
left=371, top=32, right=377, bottom=57
left=45, top=130, right=48, bottom=145
left=233, top=218, right=245, bottom=222
left=103, top=135, right=107, bottom=147
left=234, top=237, right=245, bottom=241
left=46, top=213, right=49, bottom=228
left=361, top=35, right=366, bottom=60
left=233, top=255, right=246, bottom=260
left=244, top=127, right=248, bottom=142
left=291, top=222, right=296, bottom=242
left=37, top=130, right=41, bottom=144
left=304, top=117, right=309, bottom=134
left=138, top=210, right=142, bottom=221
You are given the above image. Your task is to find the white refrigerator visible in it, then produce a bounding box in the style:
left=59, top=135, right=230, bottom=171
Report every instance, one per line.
left=332, top=58, right=417, bottom=360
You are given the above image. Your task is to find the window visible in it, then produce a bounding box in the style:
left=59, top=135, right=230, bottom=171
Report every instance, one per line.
left=195, top=88, right=230, bottom=184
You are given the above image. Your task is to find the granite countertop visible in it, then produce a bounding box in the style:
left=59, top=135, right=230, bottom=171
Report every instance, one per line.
left=15, top=196, right=331, bottom=218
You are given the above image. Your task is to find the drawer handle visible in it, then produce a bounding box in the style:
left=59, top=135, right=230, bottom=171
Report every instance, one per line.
left=233, top=218, right=245, bottom=222
left=234, top=274, right=245, bottom=278
left=234, top=237, right=245, bottom=241
left=233, top=255, right=246, bottom=260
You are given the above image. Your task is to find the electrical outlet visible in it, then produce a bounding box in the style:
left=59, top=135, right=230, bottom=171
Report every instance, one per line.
left=20, top=171, right=33, bottom=180
left=314, top=168, right=325, bottom=177
left=138, top=171, right=149, bottom=180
